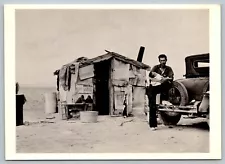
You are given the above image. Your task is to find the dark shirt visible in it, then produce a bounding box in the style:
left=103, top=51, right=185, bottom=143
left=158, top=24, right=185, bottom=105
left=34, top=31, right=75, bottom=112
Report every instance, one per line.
left=149, top=64, right=174, bottom=80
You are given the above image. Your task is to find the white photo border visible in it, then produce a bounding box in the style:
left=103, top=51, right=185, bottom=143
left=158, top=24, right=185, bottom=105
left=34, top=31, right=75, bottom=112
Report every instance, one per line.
left=4, top=4, right=221, bottom=160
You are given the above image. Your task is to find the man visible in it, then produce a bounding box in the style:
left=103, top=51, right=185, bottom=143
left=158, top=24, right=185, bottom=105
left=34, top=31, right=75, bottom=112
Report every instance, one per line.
left=75, top=95, right=85, bottom=103
left=85, top=95, right=94, bottom=111
left=85, top=95, right=93, bottom=104
left=147, top=54, right=174, bottom=131
left=16, top=82, right=27, bottom=126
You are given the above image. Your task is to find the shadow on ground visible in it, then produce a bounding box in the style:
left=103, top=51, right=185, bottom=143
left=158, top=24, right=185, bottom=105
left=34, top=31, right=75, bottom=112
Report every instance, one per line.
left=177, top=121, right=209, bottom=131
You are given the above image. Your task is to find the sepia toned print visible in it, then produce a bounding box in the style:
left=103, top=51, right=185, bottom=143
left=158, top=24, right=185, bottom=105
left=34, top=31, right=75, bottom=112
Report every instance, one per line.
left=4, top=4, right=222, bottom=160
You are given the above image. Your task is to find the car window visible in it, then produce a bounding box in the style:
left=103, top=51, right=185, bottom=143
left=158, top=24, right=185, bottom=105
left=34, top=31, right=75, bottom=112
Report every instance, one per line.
left=193, top=60, right=209, bottom=68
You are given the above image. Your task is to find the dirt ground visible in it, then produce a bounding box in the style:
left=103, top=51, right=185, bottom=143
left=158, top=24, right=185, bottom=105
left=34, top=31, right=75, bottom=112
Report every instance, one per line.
left=16, top=111, right=209, bottom=153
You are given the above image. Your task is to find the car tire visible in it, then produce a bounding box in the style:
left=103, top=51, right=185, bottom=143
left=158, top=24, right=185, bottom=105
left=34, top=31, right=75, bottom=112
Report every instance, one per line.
left=159, top=81, right=189, bottom=125
left=159, top=111, right=181, bottom=125
left=169, top=81, right=189, bottom=106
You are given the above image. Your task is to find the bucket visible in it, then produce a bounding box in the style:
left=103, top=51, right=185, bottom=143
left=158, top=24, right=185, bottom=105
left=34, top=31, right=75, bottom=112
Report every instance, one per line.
left=44, top=92, right=57, bottom=114
left=80, top=111, right=98, bottom=123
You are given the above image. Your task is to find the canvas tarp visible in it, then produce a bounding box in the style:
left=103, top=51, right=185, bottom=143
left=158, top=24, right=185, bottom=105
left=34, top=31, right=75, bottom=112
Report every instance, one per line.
left=58, top=62, right=79, bottom=92
left=64, top=63, right=79, bottom=103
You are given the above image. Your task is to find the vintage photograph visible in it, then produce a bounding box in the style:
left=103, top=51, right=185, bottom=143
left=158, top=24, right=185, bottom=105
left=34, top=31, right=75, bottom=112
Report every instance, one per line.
left=4, top=4, right=221, bottom=160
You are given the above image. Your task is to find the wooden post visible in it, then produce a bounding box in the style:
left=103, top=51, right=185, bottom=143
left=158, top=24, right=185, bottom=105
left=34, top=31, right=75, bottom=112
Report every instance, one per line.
left=109, top=59, right=114, bottom=115
left=60, top=101, right=68, bottom=120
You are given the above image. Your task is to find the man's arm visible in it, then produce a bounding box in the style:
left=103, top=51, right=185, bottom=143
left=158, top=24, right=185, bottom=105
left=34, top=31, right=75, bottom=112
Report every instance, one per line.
left=150, top=72, right=163, bottom=82
left=160, top=66, right=174, bottom=83
left=167, top=66, right=174, bottom=81
left=149, top=65, right=157, bottom=78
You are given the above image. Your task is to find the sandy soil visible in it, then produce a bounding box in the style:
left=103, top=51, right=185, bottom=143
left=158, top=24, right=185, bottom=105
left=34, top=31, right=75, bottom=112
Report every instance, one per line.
left=17, top=112, right=209, bottom=153
left=16, top=87, right=209, bottom=153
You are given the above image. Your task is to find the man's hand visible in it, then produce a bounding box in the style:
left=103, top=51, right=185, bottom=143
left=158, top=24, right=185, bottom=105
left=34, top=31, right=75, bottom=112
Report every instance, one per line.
left=160, top=77, right=172, bottom=83
left=165, top=77, right=173, bottom=81
left=160, top=78, right=167, bottom=83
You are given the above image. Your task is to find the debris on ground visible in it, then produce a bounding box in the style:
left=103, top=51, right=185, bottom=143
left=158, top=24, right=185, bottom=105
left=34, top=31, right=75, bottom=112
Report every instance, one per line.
left=46, top=116, right=55, bottom=119
left=24, top=121, right=55, bottom=126
left=120, top=119, right=134, bottom=126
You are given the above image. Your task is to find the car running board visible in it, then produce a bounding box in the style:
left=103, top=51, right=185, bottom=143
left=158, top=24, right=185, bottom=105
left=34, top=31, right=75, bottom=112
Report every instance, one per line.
left=157, top=105, right=198, bottom=114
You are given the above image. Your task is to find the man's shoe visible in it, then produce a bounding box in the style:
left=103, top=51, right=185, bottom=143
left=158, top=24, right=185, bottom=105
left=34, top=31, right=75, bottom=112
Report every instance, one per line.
left=150, top=127, right=157, bottom=131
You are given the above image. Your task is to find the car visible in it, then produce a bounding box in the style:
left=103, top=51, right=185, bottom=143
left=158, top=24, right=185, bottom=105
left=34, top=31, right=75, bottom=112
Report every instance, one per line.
left=157, top=53, right=210, bottom=127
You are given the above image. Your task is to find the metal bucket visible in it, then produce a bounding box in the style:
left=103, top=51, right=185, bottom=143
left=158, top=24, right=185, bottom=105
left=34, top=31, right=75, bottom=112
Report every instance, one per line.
left=80, top=111, right=98, bottom=123
left=44, top=92, right=57, bottom=114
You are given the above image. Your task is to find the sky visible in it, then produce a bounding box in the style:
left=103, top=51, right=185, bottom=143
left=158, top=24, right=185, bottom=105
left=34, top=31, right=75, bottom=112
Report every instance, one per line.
left=15, top=9, right=209, bottom=87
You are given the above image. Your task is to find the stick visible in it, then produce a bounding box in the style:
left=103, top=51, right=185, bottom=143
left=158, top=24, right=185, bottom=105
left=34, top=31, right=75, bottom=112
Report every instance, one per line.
left=120, top=119, right=134, bottom=126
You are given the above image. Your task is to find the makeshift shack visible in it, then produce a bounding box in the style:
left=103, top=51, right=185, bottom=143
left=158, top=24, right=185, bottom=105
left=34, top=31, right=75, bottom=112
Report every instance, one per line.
left=54, top=51, right=150, bottom=116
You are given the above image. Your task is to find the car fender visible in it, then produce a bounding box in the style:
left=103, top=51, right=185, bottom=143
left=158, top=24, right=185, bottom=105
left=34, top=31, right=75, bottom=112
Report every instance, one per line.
left=198, top=91, right=209, bottom=113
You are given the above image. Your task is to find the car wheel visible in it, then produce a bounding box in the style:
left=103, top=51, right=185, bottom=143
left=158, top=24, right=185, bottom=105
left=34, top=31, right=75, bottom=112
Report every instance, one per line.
left=159, top=81, right=188, bottom=125
left=159, top=111, right=181, bottom=125
left=167, top=81, right=189, bottom=106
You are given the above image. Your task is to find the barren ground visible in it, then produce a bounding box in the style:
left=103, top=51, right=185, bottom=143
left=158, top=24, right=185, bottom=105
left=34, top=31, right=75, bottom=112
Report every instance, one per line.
left=17, top=112, right=209, bottom=153
left=16, top=87, right=209, bottom=153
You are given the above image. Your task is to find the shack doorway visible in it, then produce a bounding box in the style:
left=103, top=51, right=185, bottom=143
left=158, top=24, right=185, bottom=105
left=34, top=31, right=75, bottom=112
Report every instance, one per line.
left=94, top=60, right=111, bottom=115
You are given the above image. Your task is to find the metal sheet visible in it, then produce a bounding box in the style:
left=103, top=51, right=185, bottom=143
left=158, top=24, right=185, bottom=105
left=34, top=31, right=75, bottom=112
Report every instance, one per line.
left=132, top=87, right=145, bottom=112
left=113, top=86, right=127, bottom=115
left=129, top=66, right=146, bottom=87
left=79, top=64, right=94, bottom=80
left=112, top=59, right=129, bottom=81
left=112, top=79, right=128, bottom=87
left=127, top=85, right=133, bottom=114
left=114, top=90, right=125, bottom=111
left=136, top=69, right=146, bottom=86
left=77, top=78, right=93, bottom=86
left=129, top=69, right=136, bottom=78
left=113, top=85, right=132, bottom=115
left=75, top=84, right=93, bottom=94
